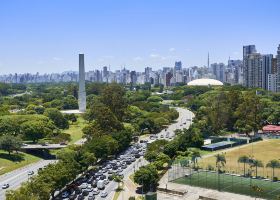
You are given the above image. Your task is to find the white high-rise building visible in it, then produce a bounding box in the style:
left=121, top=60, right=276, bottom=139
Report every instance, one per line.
left=268, top=74, right=278, bottom=92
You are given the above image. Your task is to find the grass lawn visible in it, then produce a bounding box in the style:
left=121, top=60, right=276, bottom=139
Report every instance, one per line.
left=198, top=139, right=280, bottom=179
left=173, top=171, right=280, bottom=200
left=63, top=115, right=86, bottom=144
left=0, top=150, right=41, bottom=175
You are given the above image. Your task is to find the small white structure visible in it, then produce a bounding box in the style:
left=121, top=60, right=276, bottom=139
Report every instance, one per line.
left=187, top=78, right=223, bottom=86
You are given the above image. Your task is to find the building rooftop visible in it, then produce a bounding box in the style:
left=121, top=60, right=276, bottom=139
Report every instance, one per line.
left=187, top=78, right=223, bottom=86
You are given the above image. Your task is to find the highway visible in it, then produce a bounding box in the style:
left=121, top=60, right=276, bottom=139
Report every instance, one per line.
left=0, top=159, right=56, bottom=199
left=102, top=107, right=194, bottom=200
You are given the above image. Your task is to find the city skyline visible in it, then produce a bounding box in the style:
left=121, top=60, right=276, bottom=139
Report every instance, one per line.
left=1, top=0, right=280, bottom=74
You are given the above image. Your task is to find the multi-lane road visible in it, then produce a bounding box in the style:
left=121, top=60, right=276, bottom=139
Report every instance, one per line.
left=0, top=159, right=56, bottom=199
left=102, top=107, right=194, bottom=200
left=0, top=107, right=193, bottom=200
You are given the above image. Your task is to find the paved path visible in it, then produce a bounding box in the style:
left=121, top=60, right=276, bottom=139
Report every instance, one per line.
left=0, top=159, right=56, bottom=199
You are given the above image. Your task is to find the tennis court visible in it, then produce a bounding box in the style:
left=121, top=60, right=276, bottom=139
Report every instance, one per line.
left=173, top=171, right=280, bottom=199
left=201, top=141, right=236, bottom=151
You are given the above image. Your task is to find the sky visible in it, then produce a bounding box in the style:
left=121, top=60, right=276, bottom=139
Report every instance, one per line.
left=0, top=0, right=280, bottom=74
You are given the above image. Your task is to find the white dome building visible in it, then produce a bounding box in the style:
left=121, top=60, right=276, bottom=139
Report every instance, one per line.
left=187, top=78, right=223, bottom=86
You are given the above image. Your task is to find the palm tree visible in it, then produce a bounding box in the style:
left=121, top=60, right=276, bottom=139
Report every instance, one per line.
left=191, top=151, right=201, bottom=169
left=215, top=153, right=226, bottom=172
left=238, top=155, right=249, bottom=176
left=215, top=153, right=226, bottom=191
left=251, top=159, right=263, bottom=178
left=266, top=159, right=280, bottom=180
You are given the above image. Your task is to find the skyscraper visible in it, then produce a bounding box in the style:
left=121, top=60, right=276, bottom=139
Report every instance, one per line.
left=277, top=44, right=280, bottom=92
left=78, top=54, right=86, bottom=112
left=211, top=63, right=225, bottom=82
left=243, top=45, right=257, bottom=87
left=245, top=53, right=262, bottom=88
left=174, top=61, right=182, bottom=71
left=261, top=54, right=273, bottom=90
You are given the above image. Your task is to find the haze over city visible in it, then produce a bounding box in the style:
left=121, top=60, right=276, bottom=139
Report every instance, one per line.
left=1, top=0, right=280, bottom=74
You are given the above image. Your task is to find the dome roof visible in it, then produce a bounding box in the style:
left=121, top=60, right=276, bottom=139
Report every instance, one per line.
left=187, top=78, right=223, bottom=86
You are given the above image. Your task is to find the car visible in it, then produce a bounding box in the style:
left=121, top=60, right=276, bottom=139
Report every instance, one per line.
left=69, top=192, right=77, bottom=200
left=82, top=189, right=89, bottom=196
left=62, top=191, right=70, bottom=198
left=60, top=141, right=67, bottom=145
left=160, top=135, right=164, bottom=138
left=121, top=165, right=127, bottom=169
left=100, top=191, right=108, bottom=198
left=104, top=178, right=109, bottom=185
left=2, top=183, right=9, bottom=189
left=117, top=173, right=124, bottom=178
left=41, top=142, right=48, bottom=146
left=108, top=169, right=113, bottom=174
left=88, top=192, right=95, bottom=200
left=27, top=170, right=34, bottom=175
left=77, top=194, right=84, bottom=200
left=134, top=154, right=140, bottom=158
left=92, top=188, right=100, bottom=195
left=79, top=183, right=88, bottom=190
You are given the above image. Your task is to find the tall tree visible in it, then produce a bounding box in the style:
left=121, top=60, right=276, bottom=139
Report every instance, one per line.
left=251, top=159, right=263, bottom=178
left=238, top=155, right=249, bottom=176
left=191, top=150, right=201, bottom=169
left=266, top=159, right=280, bottom=180
left=0, top=135, right=22, bottom=155
left=44, top=108, right=69, bottom=129
left=100, top=83, right=128, bottom=121
left=235, top=92, right=264, bottom=135
left=134, top=164, right=159, bottom=192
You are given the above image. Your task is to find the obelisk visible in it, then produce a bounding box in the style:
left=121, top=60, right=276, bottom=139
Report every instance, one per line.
left=78, top=54, right=86, bottom=112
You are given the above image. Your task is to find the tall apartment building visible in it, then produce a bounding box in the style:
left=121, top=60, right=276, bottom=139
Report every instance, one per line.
left=174, top=61, right=182, bottom=71
left=211, top=63, right=225, bottom=82
left=277, top=44, right=280, bottom=92
left=243, top=45, right=257, bottom=87
left=261, top=54, right=273, bottom=90
left=268, top=74, right=278, bottom=92
left=245, top=53, right=263, bottom=88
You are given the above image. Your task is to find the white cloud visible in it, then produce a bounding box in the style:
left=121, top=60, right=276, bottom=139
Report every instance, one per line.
left=150, top=53, right=160, bottom=58
left=133, top=56, right=142, bottom=61
left=169, top=47, right=176, bottom=52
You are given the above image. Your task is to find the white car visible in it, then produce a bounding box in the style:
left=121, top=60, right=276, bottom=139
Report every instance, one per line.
left=100, top=191, right=108, bottom=198
left=92, top=188, right=100, bottom=195
left=2, top=183, right=9, bottom=189
left=28, top=171, right=34, bottom=175
left=104, top=178, right=109, bottom=185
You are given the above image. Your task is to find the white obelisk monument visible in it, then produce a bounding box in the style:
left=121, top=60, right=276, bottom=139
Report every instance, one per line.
left=78, top=54, right=86, bottom=112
